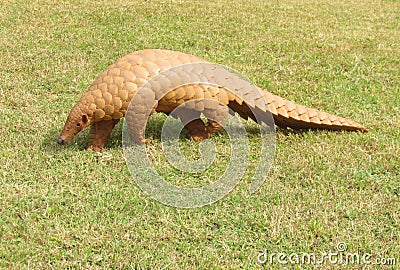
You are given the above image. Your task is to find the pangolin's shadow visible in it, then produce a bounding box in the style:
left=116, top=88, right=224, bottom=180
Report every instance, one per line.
left=40, top=128, right=92, bottom=153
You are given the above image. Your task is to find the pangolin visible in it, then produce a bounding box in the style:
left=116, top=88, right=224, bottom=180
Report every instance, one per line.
left=58, top=49, right=367, bottom=151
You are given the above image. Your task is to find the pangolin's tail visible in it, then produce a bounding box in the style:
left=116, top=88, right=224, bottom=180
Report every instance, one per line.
left=264, top=92, right=368, bottom=132
left=229, top=90, right=368, bottom=132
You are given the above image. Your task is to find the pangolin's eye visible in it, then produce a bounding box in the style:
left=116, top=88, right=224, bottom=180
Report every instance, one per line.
left=76, top=123, right=81, bottom=127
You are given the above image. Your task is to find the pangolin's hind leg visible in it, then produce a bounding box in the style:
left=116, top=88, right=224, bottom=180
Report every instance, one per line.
left=186, top=119, right=210, bottom=141
left=206, top=120, right=223, bottom=134
left=204, top=104, right=229, bottom=136
left=87, top=119, right=119, bottom=151
left=177, top=108, right=210, bottom=141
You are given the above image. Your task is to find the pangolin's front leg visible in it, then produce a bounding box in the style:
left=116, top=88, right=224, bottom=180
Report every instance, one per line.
left=87, top=120, right=119, bottom=151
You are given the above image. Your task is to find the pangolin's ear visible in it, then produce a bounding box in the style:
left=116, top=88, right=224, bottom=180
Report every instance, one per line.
left=82, top=114, right=88, bottom=124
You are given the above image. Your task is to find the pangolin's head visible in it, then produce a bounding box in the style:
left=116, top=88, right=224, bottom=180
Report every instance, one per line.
left=58, top=102, right=91, bottom=145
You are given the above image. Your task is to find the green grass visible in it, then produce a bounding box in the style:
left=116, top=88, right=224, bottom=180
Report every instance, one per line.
left=1, top=0, right=399, bottom=269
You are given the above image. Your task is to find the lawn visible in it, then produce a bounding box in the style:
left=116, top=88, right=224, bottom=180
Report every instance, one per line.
left=0, top=0, right=399, bottom=269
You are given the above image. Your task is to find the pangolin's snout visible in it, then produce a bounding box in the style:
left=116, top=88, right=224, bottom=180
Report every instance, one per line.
left=57, top=136, right=66, bottom=145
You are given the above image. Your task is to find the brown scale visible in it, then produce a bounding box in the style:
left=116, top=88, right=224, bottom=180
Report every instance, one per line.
left=58, top=49, right=368, bottom=151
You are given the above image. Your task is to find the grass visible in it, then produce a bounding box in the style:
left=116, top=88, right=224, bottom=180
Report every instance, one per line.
left=1, top=0, right=399, bottom=268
